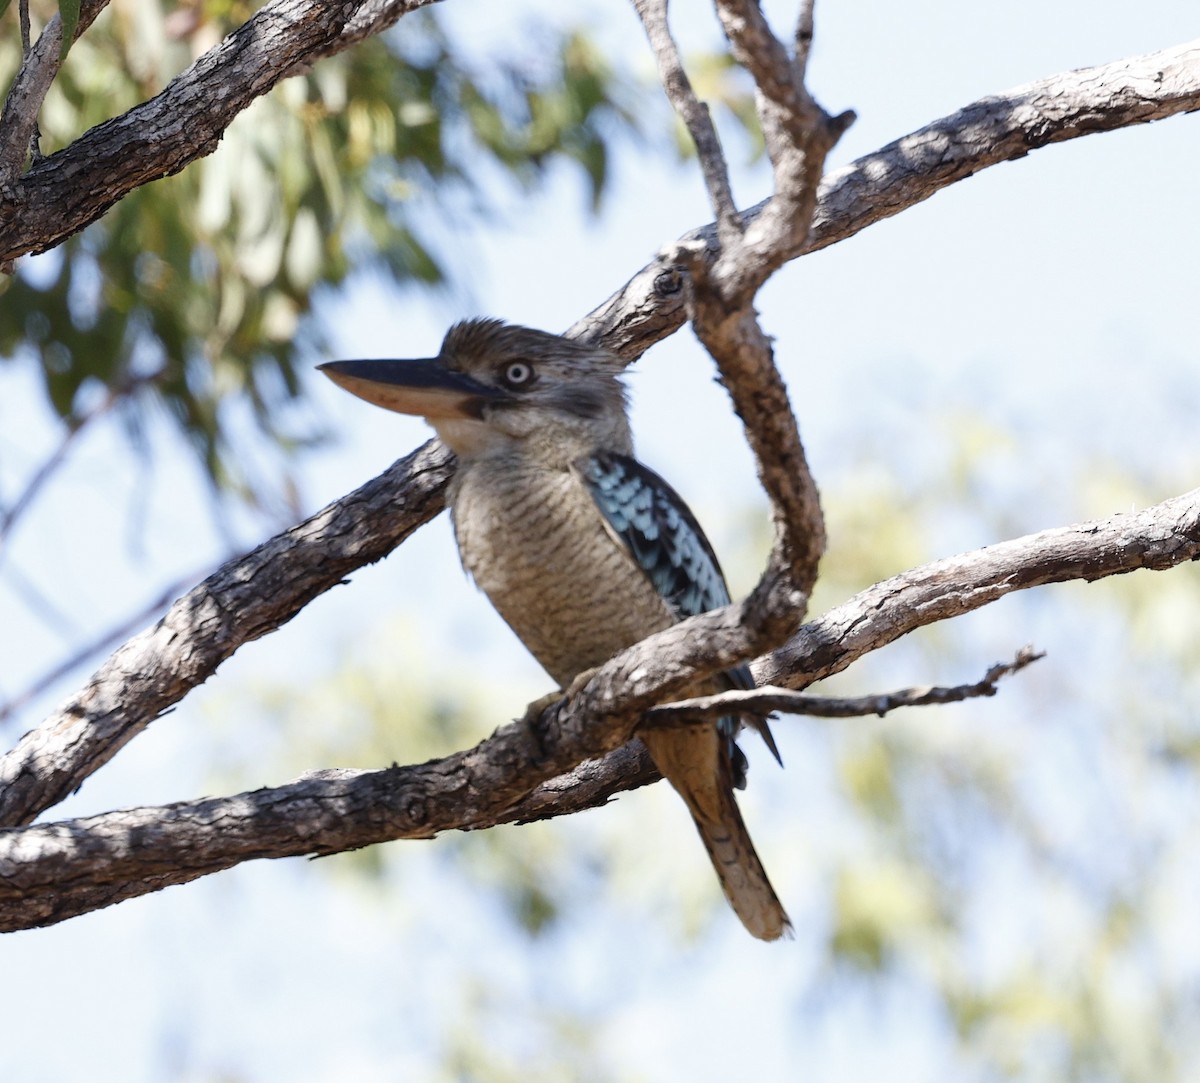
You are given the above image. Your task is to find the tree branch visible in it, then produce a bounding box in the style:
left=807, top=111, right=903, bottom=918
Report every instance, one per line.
left=1, top=32, right=1198, bottom=922
left=0, top=440, right=453, bottom=828
left=3, top=43, right=1197, bottom=828
left=709, top=0, right=853, bottom=288
left=2, top=495, right=1197, bottom=932
left=0, top=0, right=439, bottom=262
left=0, top=745, right=659, bottom=933
left=0, top=371, right=160, bottom=552
left=570, top=38, right=1200, bottom=357
left=0, top=0, right=110, bottom=188
left=754, top=489, right=1200, bottom=689
left=666, top=0, right=847, bottom=661
left=645, top=646, right=1044, bottom=724
left=632, top=0, right=742, bottom=245
left=0, top=594, right=774, bottom=930
left=792, top=0, right=815, bottom=82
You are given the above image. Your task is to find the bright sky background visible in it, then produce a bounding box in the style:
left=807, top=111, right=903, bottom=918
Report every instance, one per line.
left=1, top=1, right=1198, bottom=1080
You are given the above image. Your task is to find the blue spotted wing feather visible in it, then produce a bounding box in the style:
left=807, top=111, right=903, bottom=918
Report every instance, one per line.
left=577, top=452, right=781, bottom=776
left=578, top=451, right=730, bottom=619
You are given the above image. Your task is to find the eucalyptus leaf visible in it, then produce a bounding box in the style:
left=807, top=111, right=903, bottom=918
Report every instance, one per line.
left=57, top=0, right=80, bottom=60
left=0, top=12, right=641, bottom=502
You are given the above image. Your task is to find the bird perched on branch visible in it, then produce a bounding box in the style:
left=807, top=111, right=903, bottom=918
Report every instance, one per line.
left=320, top=319, right=790, bottom=940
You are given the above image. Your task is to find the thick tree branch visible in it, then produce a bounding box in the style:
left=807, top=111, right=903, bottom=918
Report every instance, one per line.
left=754, top=489, right=1200, bottom=688
left=571, top=38, right=1200, bottom=357
left=0, top=440, right=453, bottom=828
left=0, top=0, right=439, bottom=262
left=2, top=496, right=1197, bottom=931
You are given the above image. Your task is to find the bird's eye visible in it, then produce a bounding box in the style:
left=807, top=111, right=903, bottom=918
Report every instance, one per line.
left=500, top=361, right=535, bottom=389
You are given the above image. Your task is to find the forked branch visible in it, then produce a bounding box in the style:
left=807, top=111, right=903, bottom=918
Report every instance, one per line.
left=633, top=0, right=742, bottom=245
left=646, top=0, right=847, bottom=649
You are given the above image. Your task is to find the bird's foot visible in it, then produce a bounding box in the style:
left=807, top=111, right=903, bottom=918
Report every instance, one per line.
left=522, top=688, right=566, bottom=719
left=563, top=665, right=601, bottom=699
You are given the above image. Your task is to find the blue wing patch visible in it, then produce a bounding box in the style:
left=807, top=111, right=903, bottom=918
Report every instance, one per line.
left=577, top=452, right=781, bottom=780
left=577, top=451, right=730, bottom=619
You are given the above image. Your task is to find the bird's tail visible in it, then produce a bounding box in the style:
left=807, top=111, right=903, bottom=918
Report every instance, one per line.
left=688, top=780, right=792, bottom=942
left=643, top=730, right=791, bottom=941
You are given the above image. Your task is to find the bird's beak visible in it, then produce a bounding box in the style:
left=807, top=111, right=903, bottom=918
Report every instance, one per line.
left=317, top=359, right=507, bottom=420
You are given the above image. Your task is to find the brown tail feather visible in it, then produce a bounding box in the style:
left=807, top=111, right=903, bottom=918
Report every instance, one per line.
left=642, top=728, right=791, bottom=941
left=689, top=784, right=791, bottom=941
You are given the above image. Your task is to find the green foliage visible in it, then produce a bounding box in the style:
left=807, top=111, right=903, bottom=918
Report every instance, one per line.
left=57, top=0, right=79, bottom=59
left=671, top=50, right=763, bottom=163
left=0, top=10, right=638, bottom=501
left=436, top=977, right=639, bottom=1083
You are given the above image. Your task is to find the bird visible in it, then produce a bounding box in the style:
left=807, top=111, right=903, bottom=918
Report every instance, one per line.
left=319, top=318, right=790, bottom=940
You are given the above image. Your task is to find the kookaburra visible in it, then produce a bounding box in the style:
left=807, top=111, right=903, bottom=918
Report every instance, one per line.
left=320, top=319, right=789, bottom=940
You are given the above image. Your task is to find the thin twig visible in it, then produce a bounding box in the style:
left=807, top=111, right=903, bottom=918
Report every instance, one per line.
left=632, top=0, right=742, bottom=245
left=0, top=567, right=216, bottom=727
left=18, top=0, right=31, bottom=51
left=644, top=646, right=1046, bottom=725
left=0, top=372, right=160, bottom=553
left=1, top=423, right=84, bottom=552
left=13, top=0, right=44, bottom=166
left=0, top=0, right=89, bottom=186
left=794, top=0, right=815, bottom=81
left=4, top=561, right=79, bottom=637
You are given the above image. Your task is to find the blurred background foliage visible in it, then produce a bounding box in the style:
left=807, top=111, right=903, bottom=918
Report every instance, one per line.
left=0, top=1, right=644, bottom=507
left=0, top=0, right=761, bottom=513
left=201, top=425, right=1200, bottom=1082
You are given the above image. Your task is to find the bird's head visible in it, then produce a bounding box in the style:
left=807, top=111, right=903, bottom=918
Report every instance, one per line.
left=319, top=319, right=631, bottom=461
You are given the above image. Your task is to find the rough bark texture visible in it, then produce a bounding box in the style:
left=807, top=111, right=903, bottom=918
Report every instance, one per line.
left=0, top=441, right=453, bottom=828
left=570, top=39, right=1200, bottom=357
left=754, top=489, right=1200, bottom=688
left=2, top=491, right=1197, bottom=932
left=0, top=0, right=439, bottom=259
left=0, top=0, right=110, bottom=188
